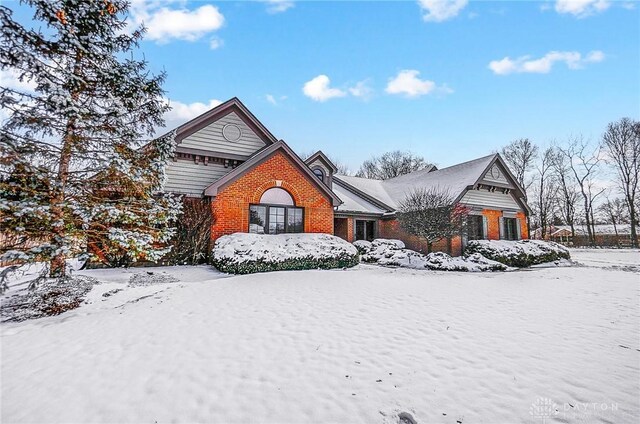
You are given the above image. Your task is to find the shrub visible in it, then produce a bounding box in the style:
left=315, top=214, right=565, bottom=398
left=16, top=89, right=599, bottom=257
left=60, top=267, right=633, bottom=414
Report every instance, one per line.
left=161, top=198, right=212, bottom=265
left=211, top=233, right=360, bottom=274
left=355, top=238, right=506, bottom=272
left=465, top=240, right=570, bottom=267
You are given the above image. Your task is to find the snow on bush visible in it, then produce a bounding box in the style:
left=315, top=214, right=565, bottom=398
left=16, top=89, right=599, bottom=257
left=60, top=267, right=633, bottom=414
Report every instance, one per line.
left=357, top=239, right=507, bottom=272
left=0, top=275, right=96, bottom=322
left=465, top=239, right=571, bottom=267
left=211, top=233, right=360, bottom=274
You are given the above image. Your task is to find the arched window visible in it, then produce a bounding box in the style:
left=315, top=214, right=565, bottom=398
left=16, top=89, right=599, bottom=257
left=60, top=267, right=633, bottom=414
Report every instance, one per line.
left=250, top=187, right=303, bottom=235
left=259, top=187, right=294, bottom=206
left=313, top=167, right=325, bottom=181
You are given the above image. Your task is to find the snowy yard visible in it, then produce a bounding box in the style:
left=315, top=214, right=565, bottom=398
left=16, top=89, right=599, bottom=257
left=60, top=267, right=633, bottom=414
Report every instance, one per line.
left=1, top=249, right=638, bottom=424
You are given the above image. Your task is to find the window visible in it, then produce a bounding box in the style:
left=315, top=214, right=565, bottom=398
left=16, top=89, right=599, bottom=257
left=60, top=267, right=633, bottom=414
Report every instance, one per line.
left=250, top=187, right=304, bottom=234
left=467, top=215, right=484, bottom=240
left=503, top=217, right=519, bottom=240
left=287, top=207, right=304, bottom=233
left=313, top=168, right=325, bottom=181
left=268, top=206, right=286, bottom=234
left=355, top=220, right=375, bottom=241
left=260, top=187, right=294, bottom=206
left=249, top=205, right=267, bottom=234
left=249, top=205, right=304, bottom=234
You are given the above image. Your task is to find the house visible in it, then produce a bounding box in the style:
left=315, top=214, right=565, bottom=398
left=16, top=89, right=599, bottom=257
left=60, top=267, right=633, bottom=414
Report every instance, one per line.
left=533, top=224, right=639, bottom=247
left=162, top=97, right=531, bottom=255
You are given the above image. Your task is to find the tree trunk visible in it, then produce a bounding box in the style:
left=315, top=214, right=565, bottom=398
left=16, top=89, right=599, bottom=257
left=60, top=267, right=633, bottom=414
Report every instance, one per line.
left=627, top=195, right=638, bottom=248
left=49, top=128, right=74, bottom=277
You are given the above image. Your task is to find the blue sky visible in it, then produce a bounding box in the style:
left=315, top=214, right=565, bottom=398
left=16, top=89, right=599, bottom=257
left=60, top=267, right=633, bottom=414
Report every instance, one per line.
left=7, top=1, right=640, bottom=171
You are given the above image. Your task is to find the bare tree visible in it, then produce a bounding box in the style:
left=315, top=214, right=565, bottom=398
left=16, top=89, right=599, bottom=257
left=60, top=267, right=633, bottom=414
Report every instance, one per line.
left=557, top=136, right=605, bottom=246
left=356, top=150, right=433, bottom=180
left=501, top=138, right=538, bottom=235
left=550, top=146, right=579, bottom=237
left=532, top=148, right=557, bottom=239
left=601, top=118, right=639, bottom=247
left=501, top=138, right=539, bottom=198
left=598, top=197, right=629, bottom=244
left=397, top=187, right=468, bottom=253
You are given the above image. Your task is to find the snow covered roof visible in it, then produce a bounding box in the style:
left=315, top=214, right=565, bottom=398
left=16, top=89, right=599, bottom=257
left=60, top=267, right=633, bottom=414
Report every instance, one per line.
left=551, top=225, right=639, bottom=236
left=333, top=182, right=387, bottom=214
left=334, top=154, right=499, bottom=210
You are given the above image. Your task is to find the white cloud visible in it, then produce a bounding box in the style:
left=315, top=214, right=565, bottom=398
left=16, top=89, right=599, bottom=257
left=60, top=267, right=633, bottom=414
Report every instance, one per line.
left=132, top=2, right=224, bottom=43
left=262, top=0, right=295, bottom=14
left=303, top=75, right=346, bottom=102
left=209, top=36, right=224, bottom=50
left=488, top=50, right=605, bottom=75
left=418, top=0, right=468, bottom=22
left=0, top=68, right=36, bottom=92
left=385, top=70, right=441, bottom=97
left=266, top=94, right=278, bottom=105
left=162, top=98, right=222, bottom=129
left=554, top=0, right=610, bottom=17
left=265, top=94, right=288, bottom=106
left=349, top=79, right=374, bottom=100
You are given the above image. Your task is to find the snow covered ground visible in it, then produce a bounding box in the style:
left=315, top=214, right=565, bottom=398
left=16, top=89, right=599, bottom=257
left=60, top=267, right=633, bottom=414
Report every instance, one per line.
left=1, top=249, right=638, bottom=423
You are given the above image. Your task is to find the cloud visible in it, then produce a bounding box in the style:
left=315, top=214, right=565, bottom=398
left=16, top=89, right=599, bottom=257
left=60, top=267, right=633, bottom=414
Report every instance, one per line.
left=488, top=50, right=605, bottom=75
left=349, top=79, right=374, bottom=100
left=0, top=68, right=36, bottom=92
left=266, top=94, right=277, bottom=105
left=262, top=0, right=295, bottom=14
left=162, top=98, right=222, bottom=129
left=209, top=36, right=224, bottom=50
left=265, top=94, right=287, bottom=105
left=303, top=75, right=347, bottom=102
left=554, top=0, right=610, bottom=17
left=418, top=0, right=468, bottom=22
left=385, top=70, right=446, bottom=97
left=132, top=2, right=224, bottom=43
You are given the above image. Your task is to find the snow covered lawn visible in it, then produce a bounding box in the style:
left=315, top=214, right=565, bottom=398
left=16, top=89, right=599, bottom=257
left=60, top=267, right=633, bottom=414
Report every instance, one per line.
left=1, top=249, right=638, bottom=423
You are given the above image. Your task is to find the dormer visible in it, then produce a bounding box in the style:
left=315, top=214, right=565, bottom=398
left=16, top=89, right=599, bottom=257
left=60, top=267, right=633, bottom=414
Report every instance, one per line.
left=304, top=151, right=338, bottom=190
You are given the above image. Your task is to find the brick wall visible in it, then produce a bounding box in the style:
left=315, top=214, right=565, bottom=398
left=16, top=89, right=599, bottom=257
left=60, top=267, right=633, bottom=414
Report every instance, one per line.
left=210, top=151, right=334, bottom=241
left=516, top=211, right=529, bottom=239
left=376, top=207, right=530, bottom=256
left=482, top=209, right=503, bottom=240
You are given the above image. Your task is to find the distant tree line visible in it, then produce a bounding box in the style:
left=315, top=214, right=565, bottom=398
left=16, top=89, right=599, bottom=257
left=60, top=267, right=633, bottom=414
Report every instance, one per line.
left=501, top=118, right=639, bottom=247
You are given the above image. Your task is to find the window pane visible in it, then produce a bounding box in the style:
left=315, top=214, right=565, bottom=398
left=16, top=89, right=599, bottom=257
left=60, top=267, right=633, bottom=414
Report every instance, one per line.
left=313, top=168, right=324, bottom=180
left=355, top=220, right=365, bottom=241
left=269, top=207, right=285, bottom=234
left=249, top=205, right=267, bottom=234
left=467, top=215, right=484, bottom=240
left=504, top=218, right=517, bottom=240
left=287, top=207, right=303, bottom=233
left=260, top=188, right=294, bottom=206
left=365, top=221, right=375, bottom=241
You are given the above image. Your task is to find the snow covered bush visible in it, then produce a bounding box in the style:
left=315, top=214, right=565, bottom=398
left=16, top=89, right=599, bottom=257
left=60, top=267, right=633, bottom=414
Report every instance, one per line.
left=465, top=240, right=571, bottom=267
left=356, top=239, right=507, bottom=272
left=0, top=275, right=96, bottom=322
left=211, top=233, right=359, bottom=274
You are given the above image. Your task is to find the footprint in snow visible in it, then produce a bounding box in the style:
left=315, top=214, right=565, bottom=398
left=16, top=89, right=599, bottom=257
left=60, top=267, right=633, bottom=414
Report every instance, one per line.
left=398, top=412, right=417, bottom=424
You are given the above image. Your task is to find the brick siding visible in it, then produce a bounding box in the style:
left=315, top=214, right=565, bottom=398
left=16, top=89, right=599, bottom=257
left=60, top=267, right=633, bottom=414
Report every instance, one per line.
left=210, top=151, right=334, bottom=241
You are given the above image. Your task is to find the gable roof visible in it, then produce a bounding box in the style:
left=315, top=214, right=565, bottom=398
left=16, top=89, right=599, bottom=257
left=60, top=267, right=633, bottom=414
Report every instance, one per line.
left=304, top=151, right=338, bottom=173
left=203, top=140, right=343, bottom=206
left=334, top=153, right=530, bottom=214
left=160, top=97, right=279, bottom=145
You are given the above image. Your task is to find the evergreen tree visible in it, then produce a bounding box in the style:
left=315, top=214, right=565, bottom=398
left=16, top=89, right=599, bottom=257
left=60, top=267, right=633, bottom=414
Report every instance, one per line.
left=0, top=0, right=180, bottom=277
